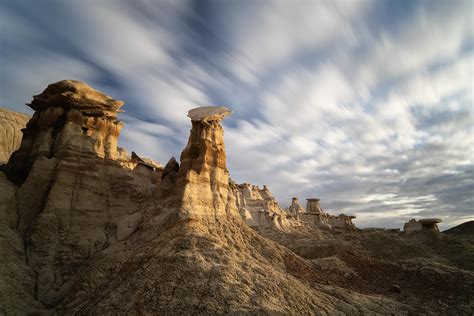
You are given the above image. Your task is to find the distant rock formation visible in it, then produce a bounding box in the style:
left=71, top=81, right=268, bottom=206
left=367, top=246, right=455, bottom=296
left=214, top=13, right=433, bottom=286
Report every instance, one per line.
left=288, top=197, right=305, bottom=214
left=0, top=108, right=30, bottom=164
left=306, top=198, right=323, bottom=213
left=231, top=184, right=356, bottom=232
left=404, top=218, right=442, bottom=234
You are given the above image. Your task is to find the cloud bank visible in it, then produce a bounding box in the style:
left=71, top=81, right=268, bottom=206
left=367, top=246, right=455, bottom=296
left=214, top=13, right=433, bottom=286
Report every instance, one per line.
left=1, top=0, right=472, bottom=229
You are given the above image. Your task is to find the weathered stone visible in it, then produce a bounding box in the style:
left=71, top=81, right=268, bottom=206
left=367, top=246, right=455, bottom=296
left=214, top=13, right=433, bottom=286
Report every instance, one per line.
left=177, top=107, right=236, bottom=219
left=419, top=218, right=442, bottom=232
left=289, top=197, right=305, bottom=214
left=0, top=108, right=30, bottom=164
left=306, top=198, right=322, bottom=213
left=187, top=105, right=232, bottom=122
left=404, top=219, right=423, bottom=234
left=29, top=80, right=123, bottom=116
left=116, top=213, right=142, bottom=241
left=403, top=218, right=441, bottom=234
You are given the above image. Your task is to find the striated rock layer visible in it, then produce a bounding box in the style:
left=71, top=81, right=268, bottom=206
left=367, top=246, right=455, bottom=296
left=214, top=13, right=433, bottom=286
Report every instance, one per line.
left=177, top=108, right=236, bottom=220
left=0, top=108, right=30, bottom=164
left=0, top=81, right=160, bottom=312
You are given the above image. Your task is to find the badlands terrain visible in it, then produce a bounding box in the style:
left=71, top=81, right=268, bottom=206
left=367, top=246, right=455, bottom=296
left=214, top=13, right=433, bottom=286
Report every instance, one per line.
left=0, top=80, right=473, bottom=314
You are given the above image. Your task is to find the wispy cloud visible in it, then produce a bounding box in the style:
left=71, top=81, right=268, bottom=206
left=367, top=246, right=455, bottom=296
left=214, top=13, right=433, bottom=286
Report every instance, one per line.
left=1, top=0, right=472, bottom=229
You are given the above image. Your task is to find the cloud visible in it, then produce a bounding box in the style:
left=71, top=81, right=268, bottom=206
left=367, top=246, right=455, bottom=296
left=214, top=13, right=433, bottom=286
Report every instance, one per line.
left=0, top=0, right=472, bottom=229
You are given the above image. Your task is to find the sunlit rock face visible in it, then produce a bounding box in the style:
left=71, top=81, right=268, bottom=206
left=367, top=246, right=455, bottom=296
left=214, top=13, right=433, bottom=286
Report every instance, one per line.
left=231, top=182, right=296, bottom=231
left=177, top=106, right=238, bottom=220
left=288, top=197, right=305, bottom=214
left=5, top=80, right=126, bottom=185
left=306, top=198, right=323, bottom=213
left=0, top=108, right=30, bottom=164
left=0, top=81, right=159, bottom=309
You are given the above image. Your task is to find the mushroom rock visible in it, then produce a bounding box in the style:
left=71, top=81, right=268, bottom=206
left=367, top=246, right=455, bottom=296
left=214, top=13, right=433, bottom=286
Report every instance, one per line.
left=418, top=218, right=442, bottom=232
left=0, top=81, right=158, bottom=307
left=177, top=106, right=238, bottom=220
left=187, top=105, right=232, bottom=122
left=329, top=214, right=357, bottom=230
left=289, top=197, right=305, bottom=214
left=306, top=198, right=323, bottom=213
left=5, top=80, right=125, bottom=185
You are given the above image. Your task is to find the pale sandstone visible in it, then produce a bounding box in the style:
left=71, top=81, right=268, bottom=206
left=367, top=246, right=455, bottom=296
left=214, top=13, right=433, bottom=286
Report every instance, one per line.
left=289, top=197, right=305, bottom=214
left=0, top=108, right=30, bottom=164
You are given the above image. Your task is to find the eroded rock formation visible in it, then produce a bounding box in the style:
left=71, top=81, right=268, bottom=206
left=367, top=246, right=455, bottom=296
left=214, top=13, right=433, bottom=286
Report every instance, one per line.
left=404, top=218, right=442, bottom=234
left=289, top=197, right=305, bottom=214
left=177, top=106, right=236, bottom=220
left=0, top=108, right=30, bottom=164
left=0, top=81, right=161, bottom=310
left=1, top=81, right=472, bottom=315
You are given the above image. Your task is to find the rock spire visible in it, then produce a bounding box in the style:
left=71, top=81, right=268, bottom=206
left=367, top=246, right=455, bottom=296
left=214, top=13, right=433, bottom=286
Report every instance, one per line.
left=177, top=106, right=237, bottom=219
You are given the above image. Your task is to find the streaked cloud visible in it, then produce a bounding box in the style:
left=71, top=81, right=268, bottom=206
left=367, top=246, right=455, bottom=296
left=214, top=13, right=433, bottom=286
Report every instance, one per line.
left=0, top=0, right=472, bottom=229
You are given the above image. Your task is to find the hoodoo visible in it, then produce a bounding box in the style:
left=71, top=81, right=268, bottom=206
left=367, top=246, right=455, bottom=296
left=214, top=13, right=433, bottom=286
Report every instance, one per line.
left=5, top=80, right=125, bottom=185
left=177, top=106, right=236, bottom=219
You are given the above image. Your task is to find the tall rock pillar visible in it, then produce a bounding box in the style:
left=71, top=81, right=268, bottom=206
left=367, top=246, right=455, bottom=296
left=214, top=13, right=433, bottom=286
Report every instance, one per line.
left=177, top=106, right=237, bottom=220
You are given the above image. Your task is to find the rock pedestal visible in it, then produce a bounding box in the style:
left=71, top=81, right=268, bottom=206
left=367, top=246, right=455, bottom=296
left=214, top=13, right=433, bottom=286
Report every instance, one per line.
left=5, top=80, right=124, bottom=185
left=419, top=218, right=442, bottom=232
left=404, top=218, right=442, bottom=234
left=0, top=108, right=30, bottom=164
left=306, top=198, right=322, bottom=213
left=177, top=106, right=237, bottom=219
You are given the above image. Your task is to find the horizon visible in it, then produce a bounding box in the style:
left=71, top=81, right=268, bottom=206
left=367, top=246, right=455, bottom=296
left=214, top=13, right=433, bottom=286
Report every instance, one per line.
left=1, top=0, right=473, bottom=230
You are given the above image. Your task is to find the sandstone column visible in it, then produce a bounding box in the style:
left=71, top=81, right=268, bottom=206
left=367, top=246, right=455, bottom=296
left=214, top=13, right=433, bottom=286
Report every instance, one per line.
left=177, top=106, right=237, bottom=220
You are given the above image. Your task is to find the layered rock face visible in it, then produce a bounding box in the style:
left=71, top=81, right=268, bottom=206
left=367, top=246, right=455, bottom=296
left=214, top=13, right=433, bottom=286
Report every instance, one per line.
left=176, top=106, right=236, bottom=220
left=5, top=80, right=125, bottom=185
left=0, top=81, right=160, bottom=311
left=0, top=108, right=30, bottom=164
left=404, top=218, right=442, bottom=234
left=231, top=182, right=296, bottom=230
left=289, top=197, right=305, bottom=214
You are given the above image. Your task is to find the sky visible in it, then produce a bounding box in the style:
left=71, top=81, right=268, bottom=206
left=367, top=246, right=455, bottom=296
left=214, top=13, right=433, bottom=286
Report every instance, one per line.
left=0, top=0, right=473, bottom=229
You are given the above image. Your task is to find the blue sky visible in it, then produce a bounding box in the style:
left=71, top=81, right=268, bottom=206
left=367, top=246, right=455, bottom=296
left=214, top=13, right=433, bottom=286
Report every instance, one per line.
left=1, top=0, right=472, bottom=229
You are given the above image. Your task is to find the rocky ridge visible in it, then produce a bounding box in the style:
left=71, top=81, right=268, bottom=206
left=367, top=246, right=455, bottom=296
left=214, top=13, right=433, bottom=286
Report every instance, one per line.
left=0, top=80, right=472, bottom=314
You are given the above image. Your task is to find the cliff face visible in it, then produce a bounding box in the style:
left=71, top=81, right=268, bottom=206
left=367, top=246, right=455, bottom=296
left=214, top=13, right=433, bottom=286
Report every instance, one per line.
left=0, top=108, right=30, bottom=164
left=5, top=80, right=124, bottom=185
left=0, top=81, right=160, bottom=311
